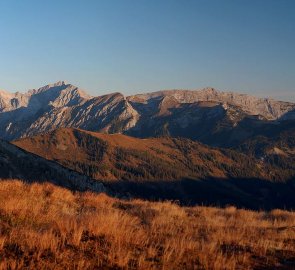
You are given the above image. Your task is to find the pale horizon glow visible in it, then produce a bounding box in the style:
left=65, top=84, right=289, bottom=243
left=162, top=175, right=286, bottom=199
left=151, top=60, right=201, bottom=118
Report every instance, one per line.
left=0, top=0, right=294, bottom=102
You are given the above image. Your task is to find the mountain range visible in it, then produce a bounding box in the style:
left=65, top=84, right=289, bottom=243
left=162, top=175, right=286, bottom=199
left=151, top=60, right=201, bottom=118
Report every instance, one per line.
left=0, top=81, right=295, bottom=209
left=1, top=81, right=295, bottom=146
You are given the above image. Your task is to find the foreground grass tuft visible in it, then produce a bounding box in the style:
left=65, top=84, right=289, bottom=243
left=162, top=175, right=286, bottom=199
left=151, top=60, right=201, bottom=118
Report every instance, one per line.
left=0, top=180, right=294, bottom=269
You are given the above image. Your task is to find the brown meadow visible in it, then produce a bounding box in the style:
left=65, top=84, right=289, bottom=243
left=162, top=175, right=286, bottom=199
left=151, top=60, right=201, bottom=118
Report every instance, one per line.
left=0, top=180, right=294, bottom=269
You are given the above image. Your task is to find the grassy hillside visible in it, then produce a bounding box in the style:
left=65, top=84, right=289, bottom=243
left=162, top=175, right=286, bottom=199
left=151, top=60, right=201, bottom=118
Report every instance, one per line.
left=13, top=128, right=282, bottom=182
left=12, top=128, right=295, bottom=210
left=0, top=180, right=294, bottom=270
left=0, top=139, right=106, bottom=193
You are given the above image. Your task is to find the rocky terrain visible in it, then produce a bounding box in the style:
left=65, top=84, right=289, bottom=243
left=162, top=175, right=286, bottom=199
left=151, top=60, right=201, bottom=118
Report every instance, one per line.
left=0, top=82, right=294, bottom=143
left=1, top=81, right=295, bottom=209
left=0, top=81, right=138, bottom=140
left=128, top=88, right=295, bottom=120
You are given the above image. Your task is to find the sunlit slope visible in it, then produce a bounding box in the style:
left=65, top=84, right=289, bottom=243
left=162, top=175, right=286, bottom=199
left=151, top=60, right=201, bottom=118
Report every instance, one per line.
left=13, top=127, right=273, bottom=182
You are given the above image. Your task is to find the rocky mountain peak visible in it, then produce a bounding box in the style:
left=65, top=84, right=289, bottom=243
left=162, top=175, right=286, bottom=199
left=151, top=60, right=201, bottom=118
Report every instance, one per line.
left=0, top=82, right=294, bottom=141
left=0, top=89, right=12, bottom=96
left=202, top=87, right=218, bottom=94
left=129, top=88, right=295, bottom=120
left=42, top=80, right=67, bottom=89
left=54, top=80, right=67, bottom=86
left=32, top=81, right=71, bottom=94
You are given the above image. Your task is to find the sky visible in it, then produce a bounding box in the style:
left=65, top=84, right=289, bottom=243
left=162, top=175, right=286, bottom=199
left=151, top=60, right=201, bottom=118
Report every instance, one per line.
left=0, top=0, right=294, bottom=101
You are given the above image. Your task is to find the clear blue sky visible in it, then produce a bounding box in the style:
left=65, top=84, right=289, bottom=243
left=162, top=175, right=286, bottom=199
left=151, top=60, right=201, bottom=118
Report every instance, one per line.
left=0, top=0, right=294, bottom=101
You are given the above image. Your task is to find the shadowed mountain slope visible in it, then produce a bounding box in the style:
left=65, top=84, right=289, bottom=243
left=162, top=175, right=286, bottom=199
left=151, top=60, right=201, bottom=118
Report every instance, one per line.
left=12, top=128, right=295, bottom=209
left=235, top=122, right=295, bottom=176
left=0, top=139, right=106, bottom=193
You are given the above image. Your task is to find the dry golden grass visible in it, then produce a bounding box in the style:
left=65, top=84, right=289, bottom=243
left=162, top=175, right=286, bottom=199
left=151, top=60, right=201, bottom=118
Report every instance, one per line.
left=0, top=180, right=294, bottom=270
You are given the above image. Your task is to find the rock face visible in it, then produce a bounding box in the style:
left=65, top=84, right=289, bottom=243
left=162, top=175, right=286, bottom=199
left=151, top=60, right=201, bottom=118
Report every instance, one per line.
left=128, top=88, right=295, bottom=120
left=0, top=81, right=139, bottom=140
left=0, top=82, right=294, bottom=142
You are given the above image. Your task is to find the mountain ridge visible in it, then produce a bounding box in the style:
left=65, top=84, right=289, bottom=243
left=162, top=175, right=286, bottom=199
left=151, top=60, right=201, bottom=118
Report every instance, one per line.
left=0, top=137, right=106, bottom=193
left=13, top=127, right=294, bottom=182
left=12, top=127, right=295, bottom=209
left=0, top=82, right=294, bottom=142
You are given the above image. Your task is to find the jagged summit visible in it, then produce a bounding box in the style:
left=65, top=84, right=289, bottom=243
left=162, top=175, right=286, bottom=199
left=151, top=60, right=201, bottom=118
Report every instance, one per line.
left=53, top=80, right=67, bottom=86
left=0, top=82, right=294, bottom=141
left=128, top=87, right=295, bottom=120
left=34, top=80, right=67, bottom=91
left=29, top=81, right=74, bottom=95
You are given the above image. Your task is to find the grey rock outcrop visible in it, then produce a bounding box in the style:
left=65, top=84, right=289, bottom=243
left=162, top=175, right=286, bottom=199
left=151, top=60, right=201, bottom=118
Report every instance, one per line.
left=0, top=82, right=294, bottom=141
